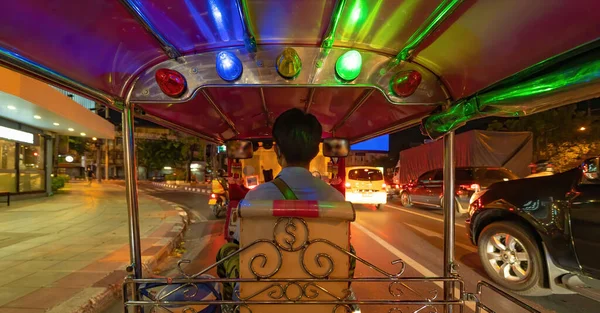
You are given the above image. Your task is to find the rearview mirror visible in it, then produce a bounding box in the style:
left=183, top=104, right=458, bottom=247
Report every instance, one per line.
left=323, top=138, right=349, bottom=157
left=226, top=140, right=254, bottom=159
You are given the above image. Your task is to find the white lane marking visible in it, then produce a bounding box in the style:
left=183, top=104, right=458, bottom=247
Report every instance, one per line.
left=354, top=222, right=476, bottom=311
left=404, top=223, right=477, bottom=253
left=386, top=204, right=466, bottom=228
left=353, top=222, right=438, bottom=278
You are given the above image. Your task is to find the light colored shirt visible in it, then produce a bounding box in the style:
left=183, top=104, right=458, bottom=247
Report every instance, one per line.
left=231, top=167, right=345, bottom=241
left=244, top=167, right=345, bottom=201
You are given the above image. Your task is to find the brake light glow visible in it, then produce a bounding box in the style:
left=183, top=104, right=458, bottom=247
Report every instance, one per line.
left=211, top=193, right=216, bottom=199
left=155, top=68, right=187, bottom=97
left=459, top=184, right=480, bottom=191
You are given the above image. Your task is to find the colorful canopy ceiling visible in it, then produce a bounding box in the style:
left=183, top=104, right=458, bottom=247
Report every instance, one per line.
left=1, top=0, right=599, bottom=142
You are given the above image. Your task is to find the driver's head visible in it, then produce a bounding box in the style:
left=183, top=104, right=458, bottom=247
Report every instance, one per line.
left=273, top=108, right=322, bottom=168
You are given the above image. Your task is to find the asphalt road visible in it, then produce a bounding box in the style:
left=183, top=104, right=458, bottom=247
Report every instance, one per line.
left=106, top=181, right=598, bottom=313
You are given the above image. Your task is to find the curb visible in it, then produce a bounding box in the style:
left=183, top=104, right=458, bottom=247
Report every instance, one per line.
left=152, top=182, right=212, bottom=194
left=52, top=190, right=190, bottom=313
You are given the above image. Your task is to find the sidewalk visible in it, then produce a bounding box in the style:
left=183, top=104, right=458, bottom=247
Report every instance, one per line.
left=0, top=182, right=188, bottom=313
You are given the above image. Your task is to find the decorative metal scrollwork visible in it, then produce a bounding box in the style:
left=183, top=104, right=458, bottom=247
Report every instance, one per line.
left=124, top=216, right=532, bottom=313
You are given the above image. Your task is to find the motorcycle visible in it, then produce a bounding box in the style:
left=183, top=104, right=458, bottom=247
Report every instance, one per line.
left=209, top=192, right=227, bottom=218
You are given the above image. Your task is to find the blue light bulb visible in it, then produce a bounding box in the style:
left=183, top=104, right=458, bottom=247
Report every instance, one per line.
left=216, top=51, right=243, bottom=81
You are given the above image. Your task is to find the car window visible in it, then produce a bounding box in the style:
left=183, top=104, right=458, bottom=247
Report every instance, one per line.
left=478, top=168, right=519, bottom=181
left=433, top=170, right=443, bottom=181
left=581, top=157, right=600, bottom=185
left=348, top=168, right=383, bottom=181
left=418, top=170, right=435, bottom=182
left=455, top=169, right=474, bottom=181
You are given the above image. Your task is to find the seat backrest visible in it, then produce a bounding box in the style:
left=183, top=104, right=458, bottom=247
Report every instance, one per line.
left=238, top=200, right=355, bottom=313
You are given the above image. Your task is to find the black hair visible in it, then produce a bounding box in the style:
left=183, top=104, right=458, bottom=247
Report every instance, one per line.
left=272, top=108, right=322, bottom=166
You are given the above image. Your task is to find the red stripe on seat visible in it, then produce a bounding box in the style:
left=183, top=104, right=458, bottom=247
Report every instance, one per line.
left=273, top=200, right=319, bottom=218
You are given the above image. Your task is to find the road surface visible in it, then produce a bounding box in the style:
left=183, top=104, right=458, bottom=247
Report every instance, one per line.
left=105, top=181, right=598, bottom=313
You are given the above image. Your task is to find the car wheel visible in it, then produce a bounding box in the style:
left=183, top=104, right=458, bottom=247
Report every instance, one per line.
left=400, top=192, right=412, bottom=207
left=376, top=204, right=383, bottom=210
left=477, top=221, right=548, bottom=296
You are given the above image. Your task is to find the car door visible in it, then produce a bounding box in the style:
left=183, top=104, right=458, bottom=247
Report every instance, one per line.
left=411, top=170, right=435, bottom=204
left=569, top=158, right=600, bottom=277
left=425, top=170, right=444, bottom=206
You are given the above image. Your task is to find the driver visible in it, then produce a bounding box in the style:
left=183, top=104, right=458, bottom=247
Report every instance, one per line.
left=217, top=108, right=355, bottom=301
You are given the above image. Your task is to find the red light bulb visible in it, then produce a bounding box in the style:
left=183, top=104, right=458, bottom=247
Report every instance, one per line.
left=390, top=70, right=422, bottom=97
left=155, top=68, right=187, bottom=98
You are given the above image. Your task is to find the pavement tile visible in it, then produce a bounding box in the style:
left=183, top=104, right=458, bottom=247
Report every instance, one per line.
left=44, top=260, right=93, bottom=272
left=0, top=287, right=39, bottom=306
left=0, top=270, right=36, bottom=287
left=68, top=251, right=111, bottom=261
left=9, top=271, right=72, bottom=288
left=12, top=260, right=61, bottom=272
left=142, top=246, right=162, bottom=256
left=4, top=287, right=81, bottom=309
left=0, top=308, right=46, bottom=313
left=80, top=261, right=126, bottom=273
left=91, top=270, right=127, bottom=288
left=51, top=272, right=109, bottom=288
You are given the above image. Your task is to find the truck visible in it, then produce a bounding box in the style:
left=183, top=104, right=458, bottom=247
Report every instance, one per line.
left=393, top=130, right=533, bottom=186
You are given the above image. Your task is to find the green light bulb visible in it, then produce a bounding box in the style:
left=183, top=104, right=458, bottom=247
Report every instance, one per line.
left=335, top=50, right=362, bottom=81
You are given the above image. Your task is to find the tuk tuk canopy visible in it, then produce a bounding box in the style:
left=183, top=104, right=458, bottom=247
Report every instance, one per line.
left=1, top=0, right=599, bottom=142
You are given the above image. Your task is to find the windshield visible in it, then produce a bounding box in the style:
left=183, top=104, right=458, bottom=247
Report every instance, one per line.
left=348, top=168, right=383, bottom=181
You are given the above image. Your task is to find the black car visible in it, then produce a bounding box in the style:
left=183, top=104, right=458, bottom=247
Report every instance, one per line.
left=468, top=157, right=600, bottom=299
left=400, top=167, right=519, bottom=215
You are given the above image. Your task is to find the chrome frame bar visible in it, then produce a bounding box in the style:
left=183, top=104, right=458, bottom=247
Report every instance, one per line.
left=118, top=0, right=182, bottom=59
left=122, top=95, right=143, bottom=306
left=395, top=0, right=464, bottom=62
left=259, top=88, right=271, bottom=127
left=331, top=88, right=374, bottom=133
left=321, top=0, right=347, bottom=48
left=235, top=0, right=258, bottom=53
left=200, top=89, right=240, bottom=135
left=442, top=131, right=456, bottom=313
left=0, top=47, right=117, bottom=106
left=304, top=88, right=316, bottom=113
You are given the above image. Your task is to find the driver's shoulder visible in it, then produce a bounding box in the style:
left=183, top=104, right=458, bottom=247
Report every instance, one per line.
left=243, top=182, right=280, bottom=200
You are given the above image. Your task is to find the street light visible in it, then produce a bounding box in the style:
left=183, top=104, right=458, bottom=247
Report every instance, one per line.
left=579, top=126, right=586, bottom=131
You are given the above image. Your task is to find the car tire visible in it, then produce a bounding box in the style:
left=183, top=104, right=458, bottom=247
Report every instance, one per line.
left=477, top=221, right=549, bottom=296
left=376, top=204, right=383, bottom=210
left=399, top=192, right=412, bottom=207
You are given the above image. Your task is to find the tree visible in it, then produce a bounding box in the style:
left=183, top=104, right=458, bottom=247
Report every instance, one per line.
left=136, top=134, right=206, bottom=181
left=488, top=103, right=600, bottom=171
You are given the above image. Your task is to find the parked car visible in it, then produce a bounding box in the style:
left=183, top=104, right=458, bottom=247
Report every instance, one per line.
left=467, top=157, right=600, bottom=299
left=399, top=167, right=519, bottom=214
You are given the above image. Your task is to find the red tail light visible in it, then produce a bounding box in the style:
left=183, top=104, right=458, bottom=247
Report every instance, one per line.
left=211, top=193, right=216, bottom=199
left=459, top=184, right=481, bottom=192
left=155, top=68, right=187, bottom=97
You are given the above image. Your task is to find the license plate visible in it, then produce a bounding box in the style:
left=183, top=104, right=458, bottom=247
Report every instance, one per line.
left=208, top=199, right=217, bottom=205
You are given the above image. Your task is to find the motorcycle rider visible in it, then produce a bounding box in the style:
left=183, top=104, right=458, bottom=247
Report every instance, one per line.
left=210, top=169, right=229, bottom=217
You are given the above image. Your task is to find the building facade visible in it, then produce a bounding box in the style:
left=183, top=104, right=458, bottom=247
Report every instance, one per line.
left=0, top=67, right=114, bottom=195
